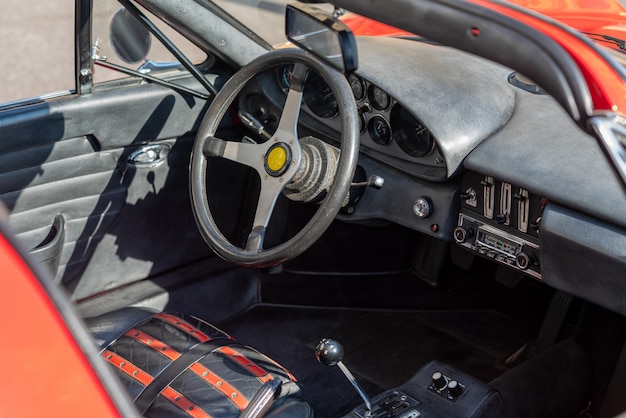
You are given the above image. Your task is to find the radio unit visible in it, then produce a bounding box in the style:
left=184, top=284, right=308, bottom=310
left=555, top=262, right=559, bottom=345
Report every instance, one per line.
left=454, top=213, right=541, bottom=279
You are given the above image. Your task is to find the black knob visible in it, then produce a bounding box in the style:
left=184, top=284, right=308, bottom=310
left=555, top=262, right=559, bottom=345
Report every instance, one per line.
left=495, top=213, right=507, bottom=224
left=453, top=227, right=473, bottom=243
left=515, top=252, right=531, bottom=270
left=448, top=380, right=463, bottom=398
left=315, top=338, right=344, bottom=367
left=432, top=371, right=447, bottom=390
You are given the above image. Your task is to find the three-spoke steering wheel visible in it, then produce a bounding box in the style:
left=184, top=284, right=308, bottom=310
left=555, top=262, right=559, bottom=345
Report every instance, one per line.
left=190, top=49, right=359, bottom=267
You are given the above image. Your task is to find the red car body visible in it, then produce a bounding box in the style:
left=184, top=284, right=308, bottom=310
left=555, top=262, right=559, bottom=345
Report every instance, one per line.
left=341, top=0, right=626, bottom=112
left=0, top=230, right=120, bottom=417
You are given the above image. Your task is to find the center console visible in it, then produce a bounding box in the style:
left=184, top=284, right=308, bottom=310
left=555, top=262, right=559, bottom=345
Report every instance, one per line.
left=315, top=338, right=505, bottom=418
left=341, top=361, right=505, bottom=418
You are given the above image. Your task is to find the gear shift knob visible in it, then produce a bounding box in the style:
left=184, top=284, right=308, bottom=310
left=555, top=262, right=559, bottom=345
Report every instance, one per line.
left=315, top=338, right=344, bottom=366
left=315, top=338, right=373, bottom=416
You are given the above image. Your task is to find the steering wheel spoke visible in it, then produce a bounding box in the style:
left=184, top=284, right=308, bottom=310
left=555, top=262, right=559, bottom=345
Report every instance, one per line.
left=203, top=136, right=267, bottom=173
left=274, top=63, right=307, bottom=139
left=245, top=179, right=285, bottom=252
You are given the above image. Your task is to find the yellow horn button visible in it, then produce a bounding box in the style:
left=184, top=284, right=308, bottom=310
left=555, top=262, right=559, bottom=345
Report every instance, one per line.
left=267, top=146, right=287, bottom=172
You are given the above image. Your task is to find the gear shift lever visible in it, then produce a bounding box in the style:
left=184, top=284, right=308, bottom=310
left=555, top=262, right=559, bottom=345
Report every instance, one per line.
left=315, top=338, right=373, bottom=417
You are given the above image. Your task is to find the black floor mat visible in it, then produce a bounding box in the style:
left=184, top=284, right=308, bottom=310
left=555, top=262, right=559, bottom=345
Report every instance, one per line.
left=218, top=304, right=537, bottom=417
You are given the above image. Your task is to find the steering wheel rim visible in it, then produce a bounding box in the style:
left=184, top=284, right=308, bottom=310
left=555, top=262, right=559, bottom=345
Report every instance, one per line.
left=190, top=48, right=359, bottom=267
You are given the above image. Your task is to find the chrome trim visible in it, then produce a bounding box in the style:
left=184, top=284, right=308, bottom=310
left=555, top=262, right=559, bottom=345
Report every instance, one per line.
left=0, top=90, right=75, bottom=111
left=483, top=176, right=494, bottom=219
left=128, top=143, right=171, bottom=167
left=588, top=113, right=626, bottom=195
left=500, top=182, right=511, bottom=226
left=517, top=189, right=529, bottom=233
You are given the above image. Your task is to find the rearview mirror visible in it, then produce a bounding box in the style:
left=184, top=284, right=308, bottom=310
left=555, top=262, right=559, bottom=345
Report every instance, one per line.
left=286, top=2, right=358, bottom=73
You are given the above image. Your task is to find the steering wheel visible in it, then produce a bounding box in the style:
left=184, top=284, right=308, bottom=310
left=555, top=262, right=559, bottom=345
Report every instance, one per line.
left=190, top=48, right=359, bottom=267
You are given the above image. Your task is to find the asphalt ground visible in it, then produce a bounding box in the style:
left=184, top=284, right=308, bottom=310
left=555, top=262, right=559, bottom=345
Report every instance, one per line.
left=0, top=0, right=295, bottom=104
left=0, top=1, right=75, bottom=103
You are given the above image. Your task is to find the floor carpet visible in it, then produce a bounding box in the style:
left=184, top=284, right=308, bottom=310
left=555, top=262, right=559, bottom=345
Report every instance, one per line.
left=218, top=304, right=537, bottom=417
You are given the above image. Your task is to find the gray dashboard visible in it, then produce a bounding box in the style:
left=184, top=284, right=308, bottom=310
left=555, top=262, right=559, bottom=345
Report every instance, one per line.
left=238, top=34, right=626, bottom=315
left=355, top=36, right=515, bottom=178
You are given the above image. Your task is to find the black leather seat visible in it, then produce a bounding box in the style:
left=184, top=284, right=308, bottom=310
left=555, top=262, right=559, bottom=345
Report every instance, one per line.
left=85, top=308, right=312, bottom=418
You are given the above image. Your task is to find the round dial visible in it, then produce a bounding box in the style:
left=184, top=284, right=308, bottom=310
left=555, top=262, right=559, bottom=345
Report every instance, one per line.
left=277, top=65, right=294, bottom=91
left=348, top=74, right=365, bottom=101
left=391, top=105, right=434, bottom=157
left=368, top=115, right=392, bottom=145
left=369, top=85, right=391, bottom=110
left=304, top=72, right=338, bottom=118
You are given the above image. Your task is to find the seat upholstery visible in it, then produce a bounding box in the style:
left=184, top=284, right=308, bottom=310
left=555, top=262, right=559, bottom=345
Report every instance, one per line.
left=85, top=308, right=312, bottom=418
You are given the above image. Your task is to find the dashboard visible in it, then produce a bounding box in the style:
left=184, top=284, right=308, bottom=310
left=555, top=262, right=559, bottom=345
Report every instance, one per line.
left=237, top=35, right=626, bottom=313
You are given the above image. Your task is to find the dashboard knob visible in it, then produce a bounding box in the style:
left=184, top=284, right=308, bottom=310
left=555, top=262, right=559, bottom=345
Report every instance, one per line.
left=413, top=197, right=433, bottom=218
left=453, top=227, right=473, bottom=243
left=448, top=380, right=463, bottom=398
left=431, top=371, right=447, bottom=390
left=515, top=252, right=532, bottom=270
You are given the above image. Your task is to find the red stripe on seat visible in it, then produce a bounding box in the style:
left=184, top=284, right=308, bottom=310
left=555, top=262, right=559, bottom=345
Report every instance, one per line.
left=125, top=329, right=181, bottom=361
left=102, top=350, right=154, bottom=387
left=217, top=346, right=272, bottom=384
left=155, top=314, right=211, bottom=342
left=189, top=362, right=249, bottom=411
left=161, top=386, right=212, bottom=418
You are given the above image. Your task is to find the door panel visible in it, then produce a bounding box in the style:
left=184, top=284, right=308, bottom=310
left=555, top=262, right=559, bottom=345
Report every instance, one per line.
left=0, top=77, right=236, bottom=300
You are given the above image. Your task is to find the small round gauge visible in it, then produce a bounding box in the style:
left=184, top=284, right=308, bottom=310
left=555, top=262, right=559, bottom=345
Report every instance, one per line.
left=277, top=65, right=294, bottom=91
left=368, top=115, right=392, bottom=145
left=368, top=85, right=391, bottom=110
left=304, top=72, right=338, bottom=118
left=348, top=74, right=365, bottom=101
left=391, top=105, right=434, bottom=157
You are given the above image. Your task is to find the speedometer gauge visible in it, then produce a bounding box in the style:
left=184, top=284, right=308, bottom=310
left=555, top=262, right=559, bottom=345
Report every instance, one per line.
left=391, top=105, right=434, bottom=157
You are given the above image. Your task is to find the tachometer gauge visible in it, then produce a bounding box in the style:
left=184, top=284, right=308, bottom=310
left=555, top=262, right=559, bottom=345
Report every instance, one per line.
left=369, top=85, right=391, bottom=110
left=368, top=115, right=392, bottom=145
left=348, top=74, right=365, bottom=101
left=391, top=105, right=434, bottom=157
left=304, top=72, right=338, bottom=118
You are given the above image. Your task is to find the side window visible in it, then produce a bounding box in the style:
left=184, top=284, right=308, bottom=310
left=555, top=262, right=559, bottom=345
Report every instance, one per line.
left=0, top=1, right=75, bottom=104
left=92, top=0, right=208, bottom=87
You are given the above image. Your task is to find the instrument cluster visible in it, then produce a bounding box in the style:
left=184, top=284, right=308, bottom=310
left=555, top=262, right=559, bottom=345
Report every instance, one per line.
left=274, top=65, right=445, bottom=177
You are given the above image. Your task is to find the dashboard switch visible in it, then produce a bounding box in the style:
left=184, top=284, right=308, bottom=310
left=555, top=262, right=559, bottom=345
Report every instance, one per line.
left=413, top=197, right=433, bottom=218
left=515, top=252, right=533, bottom=270
left=453, top=227, right=474, bottom=243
